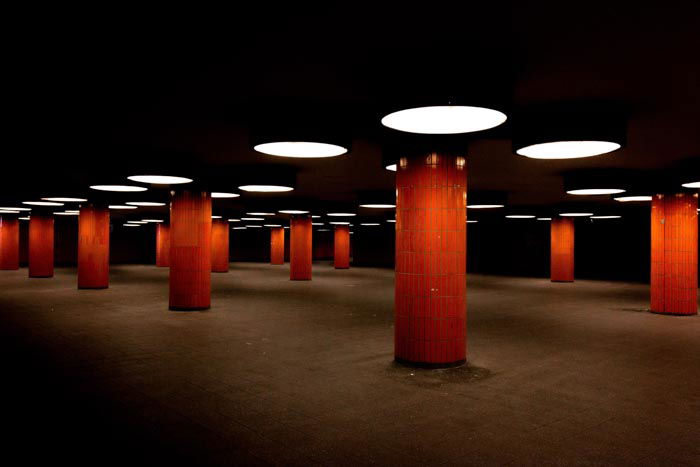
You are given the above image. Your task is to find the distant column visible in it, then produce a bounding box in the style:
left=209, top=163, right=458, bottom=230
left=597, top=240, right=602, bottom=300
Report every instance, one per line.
left=270, top=227, right=285, bottom=265
left=78, top=205, right=110, bottom=289
left=550, top=217, right=575, bottom=282
left=169, top=190, right=211, bottom=310
left=0, top=216, right=20, bottom=270
left=156, top=223, right=170, bottom=267
left=650, top=193, right=698, bottom=315
left=29, top=213, right=54, bottom=278
left=211, top=219, right=230, bottom=273
left=334, top=225, right=350, bottom=269
left=290, top=216, right=312, bottom=280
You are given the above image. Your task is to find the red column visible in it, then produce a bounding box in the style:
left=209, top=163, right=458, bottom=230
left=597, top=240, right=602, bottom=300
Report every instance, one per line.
left=211, top=219, right=230, bottom=273
left=651, top=193, right=698, bottom=315
left=395, top=153, right=467, bottom=368
left=334, top=225, right=350, bottom=269
left=551, top=217, right=575, bottom=282
left=156, top=224, right=170, bottom=267
left=78, top=205, right=110, bottom=289
left=169, top=191, right=211, bottom=310
left=270, top=227, right=285, bottom=265
left=29, top=214, right=54, bottom=278
left=0, top=216, right=20, bottom=270
left=290, top=216, right=312, bottom=280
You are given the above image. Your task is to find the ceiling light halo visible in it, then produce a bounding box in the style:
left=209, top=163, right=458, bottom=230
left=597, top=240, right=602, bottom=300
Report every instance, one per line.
left=127, top=175, right=193, bottom=185
left=591, top=215, right=622, bottom=219
left=238, top=185, right=294, bottom=193
left=559, top=212, right=594, bottom=217
left=279, top=210, right=309, bottom=215
left=126, top=201, right=167, bottom=206
left=567, top=188, right=626, bottom=196
left=23, top=201, right=64, bottom=206
left=505, top=215, right=535, bottom=219
left=381, top=105, right=507, bottom=134
left=467, top=204, right=504, bottom=209
left=682, top=181, right=700, bottom=189
left=614, top=195, right=652, bottom=202
left=90, top=185, right=147, bottom=192
left=211, top=192, right=241, bottom=198
left=517, top=141, right=621, bottom=159
left=42, top=197, right=88, bottom=202
left=254, top=141, right=347, bottom=158
left=359, top=204, right=395, bottom=209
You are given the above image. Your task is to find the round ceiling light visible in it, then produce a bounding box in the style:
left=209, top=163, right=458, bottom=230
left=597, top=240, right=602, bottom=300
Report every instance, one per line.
left=467, top=204, right=504, bottom=209
left=0, top=210, right=20, bottom=214
left=567, top=188, right=625, bottom=196
left=246, top=212, right=274, bottom=216
left=127, top=220, right=148, bottom=224
left=126, top=201, right=166, bottom=206
left=254, top=142, right=347, bottom=158
left=264, top=224, right=282, bottom=227
left=241, top=217, right=264, bottom=221
left=18, top=217, right=30, bottom=220
left=211, top=192, right=241, bottom=198
left=232, top=227, right=247, bottom=230
left=466, top=220, right=478, bottom=223
left=329, top=221, right=350, bottom=225
left=360, top=223, right=380, bottom=226
left=312, top=222, right=324, bottom=226
left=381, top=105, right=507, bottom=134
left=559, top=212, right=593, bottom=217
left=591, top=215, right=622, bottom=219
left=238, top=185, right=293, bottom=193
left=54, top=211, right=79, bottom=216
left=245, top=225, right=263, bottom=228
left=682, top=181, right=700, bottom=188
left=109, top=205, right=138, bottom=210
left=142, top=219, right=164, bottom=223
left=505, top=215, right=535, bottom=219
left=228, top=218, right=241, bottom=222
left=127, top=175, right=193, bottom=185
left=0, top=206, right=31, bottom=211
left=537, top=218, right=552, bottom=221
left=23, top=201, right=64, bottom=206
left=318, top=229, right=330, bottom=232
left=123, top=223, right=140, bottom=227
left=212, top=215, right=222, bottom=219
left=42, top=197, right=87, bottom=202
left=327, top=213, right=356, bottom=217
left=90, top=185, right=147, bottom=192
left=517, top=141, right=620, bottom=159
left=279, top=210, right=309, bottom=215
left=385, top=164, right=397, bottom=172
left=614, top=196, right=652, bottom=202
left=360, top=204, right=395, bottom=209
left=386, top=219, right=396, bottom=223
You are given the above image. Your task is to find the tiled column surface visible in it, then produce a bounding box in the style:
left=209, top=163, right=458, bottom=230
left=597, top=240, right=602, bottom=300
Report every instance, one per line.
left=270, top=227, right=285, bottom=265
left=29, top=214, right=54, bottom=278
left=0, top=217, right=20, bottom=270
left=551, top=217, right=575, bottom=282
left=290, top=216, right=312, bottom=280
left=78, top=205, right=110, bottom=289
left=334, top=225, right=350, bottom=269
left=650, top=193, right=698, bottom=315
left=395, top=153, right=467, bottom=367
left=155, top=223, right=170, bottom=267
left=211, top=219, right=230, bottom=273
left=169, top=191, right=212, bottom=310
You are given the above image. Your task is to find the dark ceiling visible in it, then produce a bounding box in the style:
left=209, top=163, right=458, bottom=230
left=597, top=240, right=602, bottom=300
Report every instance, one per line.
left=4, top=2, right=699, bottom=220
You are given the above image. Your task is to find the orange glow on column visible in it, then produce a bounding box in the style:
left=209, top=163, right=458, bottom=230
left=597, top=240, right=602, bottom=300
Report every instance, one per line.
left=78, top=205, right=110, bottom=288
left=29, top=214, right=54, bottom=278
left=0, top=217, right=20, bottom=270
left=651, top=193, right=698, bottom=315
left=211, top=219, right=230, bottom=272
left=270, top=227, right=285, bottom=265
left=334, top=225, right=350, bottom=269
left=290, top=216, right=312, bottom=280
left=395, top=153, right=467, bottom=367
left=169, top=191, right=212, bottom=310
left=156, top=224, right=170, bottom=267
left=550, top=217, right=575, bottom=282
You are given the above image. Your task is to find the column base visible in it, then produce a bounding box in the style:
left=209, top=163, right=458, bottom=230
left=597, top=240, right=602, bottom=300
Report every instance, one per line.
left=29, top=275, right=53, bottom=279
left=649, top=309, right=698, bottom=316
left=335, top=266, right=349, bottom=270
left=212, top=270, right=229, bottom=273
left=551, top=279, right=574, bottom=283
left=290, top=278, right=311, bottom=281
left=394, top=358, right=467, bottom=369
left=169, top=306, right=211, bottom=312
left=78, top=286, right=109, bottom=290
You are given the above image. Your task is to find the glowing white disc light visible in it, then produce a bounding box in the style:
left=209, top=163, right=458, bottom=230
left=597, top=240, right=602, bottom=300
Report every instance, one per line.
left=327, top=213, right=356, bottom=217
left=142, top=219, right=164, bottom=223
left=109, top=205, right=138, bottom=210
left=682, top=181, right=700, bottom=188
left=360, top=204, right=395, bottom=209
left=537, top=218, right=552, bottom=221
left=330, top=221, right=350, bottom=225
left=567, top=189, right=625, bottom=196
left=42, top=197, right=87, bottom=202
left=23, top=201, right=64, bottom=206
left=246, top=212, right=274, bottom=216
left=591, top=215, right=622, bottom=219
left=559, top=213, right=593, bottom=217
left=467, top=204, right=504, bottom=209
left=90, top=185, right=147, bottom=192
left=517, top=141, right=620, bottom=159
left=385, top=164, right=397, bottom=172
left=211, top=192, right=240, bottom=198
left=0, top=206, right=31, bottom=211
left=126, top=202, right=166, bottom=206
left=54, top=212, right=79, bottom=216
left=254, top=142, right=347, bottom=158
left=0, top=210, right=20, bottom=214
left=127, top=175, right=193, bottom=184
left=238, top=185, right=294, bottom=193
left=614, top=196, right=652, bottom=202
left=466, top=220, right=478, bottom=223
left=360, top=223, right=380, bottom=226
left=381, top=106, right=507, bottom=134
left=506, top=215, right=535, bottom=219
left=279, top=210, right=309, bottom=215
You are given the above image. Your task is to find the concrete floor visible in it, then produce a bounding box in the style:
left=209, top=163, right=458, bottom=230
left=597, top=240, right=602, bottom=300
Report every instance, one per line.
left=0, top=263, right=698, bottom=466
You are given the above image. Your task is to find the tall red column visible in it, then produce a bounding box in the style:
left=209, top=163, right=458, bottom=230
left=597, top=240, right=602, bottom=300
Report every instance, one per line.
left=650, top=193, right=698, bottom=315
left=551, top=217, right=575, bottom=282
left=211, top=219, right=230, bottom=273
left=395, top=153, right=467, bottom=368
left=156, top=223, right=170, bottom=267
left=29, top=214, right=54, bottom=278
left=78, top=205, right=110, bottom=289
left=334, top=225, right=350, bottom=269
left=290, top=216, right=312, bottom=280
left=270, top=227, right=285, bottom=265
left=0, top=216, right=20, bottom=270
left=169, top=191, right=211, bottom=310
